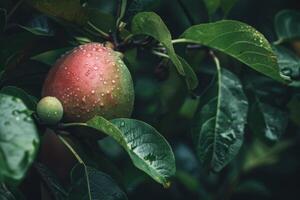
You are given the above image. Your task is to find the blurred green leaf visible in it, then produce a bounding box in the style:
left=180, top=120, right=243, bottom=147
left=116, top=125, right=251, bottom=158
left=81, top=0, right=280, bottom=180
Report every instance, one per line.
left=0, top=93, right=39, bottom=182
left=84, top=116, right=176, bottom=187
left=221, top=0, right=239, bottom=16
left=181, top=20, right=290, bottom=83
left=0, top=86, right=37, bottom=111
left=192, top=62, right=248, bottom=172
left=203, top=0, right=220, bottom=17
left=28, top=0, right=88, bottom=25
left=236, top=180, right=271, bottom=197
left=249, top=99, right=288, bottom=141
left=31, top=48, right=71, bottom=66
left=275, top=10, right=300, bottom=43
left=131, top=12, right=184, bottom=75
left=243, top=139, right=292, bottom=172
left=34, top=163, right=68, bottom=200
left=69, top=163, right=127, bottom=200
left=287, top=94, right=300, bottom=126
left=273, top=45, right=300, bottom=86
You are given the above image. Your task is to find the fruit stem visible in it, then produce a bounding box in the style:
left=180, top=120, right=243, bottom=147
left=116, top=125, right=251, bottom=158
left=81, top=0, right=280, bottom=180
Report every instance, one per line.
left=58, top=135, right=84, bottom=164
left=87, top=21, right=110, bottom=40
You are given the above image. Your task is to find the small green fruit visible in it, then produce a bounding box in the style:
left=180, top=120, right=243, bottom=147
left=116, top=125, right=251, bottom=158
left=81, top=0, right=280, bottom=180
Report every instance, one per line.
left=37, top=96, right=63, bottom=125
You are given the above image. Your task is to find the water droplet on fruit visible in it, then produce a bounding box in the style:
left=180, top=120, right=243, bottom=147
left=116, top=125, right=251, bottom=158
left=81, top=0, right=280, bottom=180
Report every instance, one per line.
left=91, top=90, right=95, bottom=94
left=82, top=96, right=86, bottom=102
left=93, top=66, right=98, bottom=70
left=95, top=56, right=99, bottom=60
left=106, top=90, right=110, bottom=94
left=112, top=80, right=116, bottom=84
left=101, top=93, right=105, bottom=97
left=87, top=53, right=91, bottom=57
left=103, top=81, right=107, bottom=85
left=100, top=102, right=104, bottom=107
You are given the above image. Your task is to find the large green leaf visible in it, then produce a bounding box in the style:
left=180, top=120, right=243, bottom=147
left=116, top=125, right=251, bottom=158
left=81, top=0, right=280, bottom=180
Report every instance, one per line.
left=274, top=10, right=300, bottom=43
left=61, top=117, right=176, bottom=187
left=181, top=20, right=290, bottom=83
left=1, top=86, right=37, bottom=111
left=0, top=93, right=39, bottom=182
left=192, top=61, right=248, bottom=171
left=69, top=117, right=176, bottom=187
left=68, top=164, right=127, bottom=200
left=131, top=12, right=184, bottom=75
left=28, top=0, right=88, bottom=25
left=273, top=45, right=300, bottom=86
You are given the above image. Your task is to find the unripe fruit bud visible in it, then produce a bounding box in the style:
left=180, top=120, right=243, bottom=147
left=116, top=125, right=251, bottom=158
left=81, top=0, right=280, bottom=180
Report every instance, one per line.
left=42, top=42, right=134, bottom=122
left=37, top=96, right=63, bottom=125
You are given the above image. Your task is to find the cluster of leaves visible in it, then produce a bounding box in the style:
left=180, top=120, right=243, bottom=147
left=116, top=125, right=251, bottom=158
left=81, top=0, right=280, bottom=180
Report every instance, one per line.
left=1, top=0, right=300, bottom=199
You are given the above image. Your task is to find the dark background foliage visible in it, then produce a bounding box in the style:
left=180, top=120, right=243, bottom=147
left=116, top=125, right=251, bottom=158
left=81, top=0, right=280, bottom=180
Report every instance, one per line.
left=1, top=0, right=300, bottom=200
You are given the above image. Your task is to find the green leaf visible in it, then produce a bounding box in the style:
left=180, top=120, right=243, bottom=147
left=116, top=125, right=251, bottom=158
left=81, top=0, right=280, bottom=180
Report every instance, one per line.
left=34, top=163, right=68, bottom=200
left=86, top=8, right=116, bottom=33
left=0, top=183, right=16, bottom=200
left=31, top=48, right=71, bottom=66
left=0, top=93, right=39, bottom=182
left=192, top=59, right=248, bottom=171
left=28, top=0, right=88, bottom=25
left=177, top=56, right=198, bottom=90
left=69, top=164, right=127, bottom=200
left=1, top=86, right=37, bottom=111
left=249, top=100, right=288, bottom=141
left=18, top=15, right=54, bottom=36
left=85, top=117, right=176, bottom=187
left=203, top=0, right=220, bottom=16
left=181, top=20, right=290, bottom=83
left=274, top=10, right=300, bottom=43
left=131, top=12, right=184, bottom=75
left=221, top=0, right=239, bottom=16
left=273, top=45, right=300, bottom=86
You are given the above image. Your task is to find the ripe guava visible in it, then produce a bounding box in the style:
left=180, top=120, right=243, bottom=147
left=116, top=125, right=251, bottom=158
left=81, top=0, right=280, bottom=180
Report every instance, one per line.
left=42, top=43, right=134, bottom=122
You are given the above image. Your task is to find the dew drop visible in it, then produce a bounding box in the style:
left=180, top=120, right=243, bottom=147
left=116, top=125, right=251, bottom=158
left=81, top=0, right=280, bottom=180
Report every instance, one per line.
left=100, top=102, right=104, bottom=107
left=91, top=90, right=95, bottom=94
left=103, top=81, right=107, bottom=85
left=112, top=80, right=116, bottom=84
left=101, top=93, right=105, bottom=97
